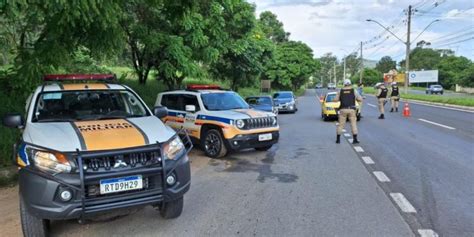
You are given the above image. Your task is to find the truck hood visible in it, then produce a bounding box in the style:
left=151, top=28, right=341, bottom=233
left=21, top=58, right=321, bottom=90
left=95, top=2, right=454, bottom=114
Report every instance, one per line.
left=23, top=116, right=175, bottom=152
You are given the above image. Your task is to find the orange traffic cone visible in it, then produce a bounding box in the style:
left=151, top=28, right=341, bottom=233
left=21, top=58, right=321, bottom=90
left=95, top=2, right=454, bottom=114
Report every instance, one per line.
left=403, top=102, right=411, bottom=117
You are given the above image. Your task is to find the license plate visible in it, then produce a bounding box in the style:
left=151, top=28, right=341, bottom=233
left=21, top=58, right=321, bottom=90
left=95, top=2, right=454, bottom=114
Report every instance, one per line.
left=259, top=133, right=272, bottom=141
left=100, top=175, right=143, bottom=195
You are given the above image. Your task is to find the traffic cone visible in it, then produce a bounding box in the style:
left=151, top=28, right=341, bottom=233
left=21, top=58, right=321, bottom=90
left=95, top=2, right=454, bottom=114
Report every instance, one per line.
left=403, top=102, right=411, bottom=117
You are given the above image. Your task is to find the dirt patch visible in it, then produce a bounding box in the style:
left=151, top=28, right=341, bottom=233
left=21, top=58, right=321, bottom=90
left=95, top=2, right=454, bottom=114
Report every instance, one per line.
left=0, top=186, right=21, bottom=237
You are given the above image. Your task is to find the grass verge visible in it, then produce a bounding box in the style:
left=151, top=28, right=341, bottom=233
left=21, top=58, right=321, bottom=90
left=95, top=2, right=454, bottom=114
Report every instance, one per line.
left=362, top=87, right=474, bottom=107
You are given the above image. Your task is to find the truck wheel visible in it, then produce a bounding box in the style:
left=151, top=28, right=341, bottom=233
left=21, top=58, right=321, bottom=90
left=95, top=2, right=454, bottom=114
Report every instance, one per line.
left=256, top=145, right=272, bottom=151
left=20, top=196, right=49, bottom=237
left=203, top=129, right=227, bottom=158
left=159, top=197, right=184, bottom=219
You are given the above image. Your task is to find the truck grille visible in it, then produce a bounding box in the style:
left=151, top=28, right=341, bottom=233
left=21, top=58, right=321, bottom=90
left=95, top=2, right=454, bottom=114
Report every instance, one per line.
left=82, top=150, right=161, bottom=172
left=244, top=117, right=276, bottom=130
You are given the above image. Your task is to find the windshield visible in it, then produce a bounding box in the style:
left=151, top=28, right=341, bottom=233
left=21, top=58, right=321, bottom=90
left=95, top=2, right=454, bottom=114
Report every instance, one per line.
left=273, top=92, right=293, bottom=99
left=326, top=94, right=337, bottom=102
left=246, top=97, right=272, bottom=106
left=201, top=92, right=249, bottom=111
left=432, top=85, right=442, bottom=88
left=33, top=90, right=149, bottom=122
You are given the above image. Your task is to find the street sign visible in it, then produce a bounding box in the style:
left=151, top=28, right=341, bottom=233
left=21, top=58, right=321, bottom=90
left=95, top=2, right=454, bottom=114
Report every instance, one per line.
left=408, top=70, right=438, bottom=83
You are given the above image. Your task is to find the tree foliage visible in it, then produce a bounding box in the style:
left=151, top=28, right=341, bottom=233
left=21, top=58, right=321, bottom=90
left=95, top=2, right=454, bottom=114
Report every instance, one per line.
left=266, top=41, right=319, bottom=90
left=351, top=68, right=381, bottom=86
left=318, top=53, right=337, bottom=85
left=258, top=11, right=289, bottom=43
left=376, top=56, right=396, bottom=74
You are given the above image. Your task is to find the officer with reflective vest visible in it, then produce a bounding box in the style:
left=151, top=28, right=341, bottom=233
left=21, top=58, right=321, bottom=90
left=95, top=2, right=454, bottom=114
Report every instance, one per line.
left=375, top=82, right=388, bottom=119
left=334, top=79, right=363, bottom=144
left=390, top=82, right=400, bottom=112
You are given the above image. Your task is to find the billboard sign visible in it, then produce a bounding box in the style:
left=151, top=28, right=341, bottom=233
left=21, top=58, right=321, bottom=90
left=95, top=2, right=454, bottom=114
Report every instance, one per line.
left=408, top=70, right=438, bottom=83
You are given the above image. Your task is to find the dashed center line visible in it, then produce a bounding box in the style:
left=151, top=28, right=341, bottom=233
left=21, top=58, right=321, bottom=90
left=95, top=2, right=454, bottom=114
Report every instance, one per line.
left=418, top=229, right=439, bottom=237
left=367, top=103, right=377, bottom=108
left=354, top=146, right=364, bottom=152
left=343, top=133, right=351, bottom=137
left=348, top=138, right=353, bottom=143
left=390, top=193, right=417, bottom=213
left=373, top=171, right=390, bottom=182
left=361, top=156, right=375, bottom=164
left=418, top=118, right=456, bottom=130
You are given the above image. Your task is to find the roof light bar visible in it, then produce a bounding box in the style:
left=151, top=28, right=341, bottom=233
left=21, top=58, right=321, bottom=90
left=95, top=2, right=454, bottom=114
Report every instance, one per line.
left=187, top=84, right=222, bottom=90
left=43, top=74, right=116, bottom=81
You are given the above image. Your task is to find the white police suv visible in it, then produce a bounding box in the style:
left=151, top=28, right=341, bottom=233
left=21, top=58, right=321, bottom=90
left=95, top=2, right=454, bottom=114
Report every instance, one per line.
left=2, top=74, right=192, bottom=237
left=156, top=85, right=280, bottom=158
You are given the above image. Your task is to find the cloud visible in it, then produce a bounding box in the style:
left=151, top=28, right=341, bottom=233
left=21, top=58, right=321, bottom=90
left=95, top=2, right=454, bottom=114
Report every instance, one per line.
left=250, top=0, right=474, bottom=61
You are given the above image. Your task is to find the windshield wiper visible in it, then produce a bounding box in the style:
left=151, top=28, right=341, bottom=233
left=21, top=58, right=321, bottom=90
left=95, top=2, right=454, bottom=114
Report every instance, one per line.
left=37, top=118, right=75, bottom=123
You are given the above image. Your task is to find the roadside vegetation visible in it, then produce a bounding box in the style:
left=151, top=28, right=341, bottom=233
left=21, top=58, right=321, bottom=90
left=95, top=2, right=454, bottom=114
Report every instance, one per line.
left=363, top=87, right=474, bottom=107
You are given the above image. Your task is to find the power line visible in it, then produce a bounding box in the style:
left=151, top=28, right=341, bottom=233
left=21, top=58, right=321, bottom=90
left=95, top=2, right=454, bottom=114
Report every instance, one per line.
left=432, top=37, right=474, bottom=48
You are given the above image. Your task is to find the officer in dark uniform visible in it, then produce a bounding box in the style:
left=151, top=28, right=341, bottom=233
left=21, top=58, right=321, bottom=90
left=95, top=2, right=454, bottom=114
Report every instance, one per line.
left=375, top=83, right=388, bottom=119
left=334, top=79, right=363, bottom=144
left=390, top=82, right=400, bottom=112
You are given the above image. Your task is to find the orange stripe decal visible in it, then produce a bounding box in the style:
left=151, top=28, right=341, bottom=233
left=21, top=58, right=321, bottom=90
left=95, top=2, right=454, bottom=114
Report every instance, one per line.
left=62, top=83, right=108, bottom=90
left=74, top=119, right=146, bottom=151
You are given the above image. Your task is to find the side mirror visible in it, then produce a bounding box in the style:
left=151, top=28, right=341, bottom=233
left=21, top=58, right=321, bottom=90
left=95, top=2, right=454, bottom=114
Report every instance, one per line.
left=185, top=105, right=196, bottom=113
left=153, top=106, right=168, bottom=119
left=2, top=113, right=24, bottom=128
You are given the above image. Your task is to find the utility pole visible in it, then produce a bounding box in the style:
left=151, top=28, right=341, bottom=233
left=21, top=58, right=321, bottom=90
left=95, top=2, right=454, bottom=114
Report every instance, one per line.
left=333, top=61, right=337, bottom=85
left=343, top=56, right=346, bottom=81
left=405, top=5, right=412, bottom=94
left=359, top=41, right=363, bottom=84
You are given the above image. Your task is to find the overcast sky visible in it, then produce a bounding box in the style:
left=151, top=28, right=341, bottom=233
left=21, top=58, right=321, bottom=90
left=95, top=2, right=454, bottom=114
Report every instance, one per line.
left=249, top=0, right=474, bottom=62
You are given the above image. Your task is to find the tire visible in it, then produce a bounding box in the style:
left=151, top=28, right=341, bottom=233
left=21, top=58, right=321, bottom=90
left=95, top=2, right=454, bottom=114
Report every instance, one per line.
left=202, top=129, right=227, bottom=158
left=159, top=197, right=184, bottom=219
left=20, top=196, right=49, bottom=237
left=256, top=145, right=272, bottom=151
left=440, top=92, right=443, bottom=95
left=322, top=113, right=328, bottom=121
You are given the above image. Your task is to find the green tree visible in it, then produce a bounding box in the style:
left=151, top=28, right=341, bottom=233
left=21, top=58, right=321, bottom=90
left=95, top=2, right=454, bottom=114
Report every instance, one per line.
left=210, top=3, right=272, bottom=91
left=376, top=56, right=396, bottom=74
left=258, top=11, right=289, bottom=43
left=458, top=63, right=474, bottom=87
left=266, top=41, right=319, bottom=91
left=318, top=53, right=338, bottom=86
left=400, top=47, right=441, bottom=71
left=351, top=68, right=381, bottom=86
left=436, top=55, right=472, bottom=89
left=2, top=0, right=123, bottom=91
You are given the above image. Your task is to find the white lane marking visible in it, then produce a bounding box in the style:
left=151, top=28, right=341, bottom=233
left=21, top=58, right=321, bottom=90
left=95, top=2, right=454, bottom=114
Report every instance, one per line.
left=361, top=156, right=375, bottom=164
left=418, top=229, right=439, bottom=237
left=348, top=139, right=353, bottom=143
left=390, top=193, right=417, bottom=213
left=342, top=129, right=347, bottom=132
left=373, top=171, right=391, bottom=182
left=354, top=146, right=364, bottom=152
left=367, top=103, right=377, bottom=108
left=418, top=118, right=456, bottom=130
left=343, top=133, right=351, bottom=137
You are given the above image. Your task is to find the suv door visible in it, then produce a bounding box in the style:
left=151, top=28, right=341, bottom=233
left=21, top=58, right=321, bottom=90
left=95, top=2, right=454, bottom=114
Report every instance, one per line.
left=160, top=94, right=182, bottom=129
left=181, top=94, right=201, bottom=138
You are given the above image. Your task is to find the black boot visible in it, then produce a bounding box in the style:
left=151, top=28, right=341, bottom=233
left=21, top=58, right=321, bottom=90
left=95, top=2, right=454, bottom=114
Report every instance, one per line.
left=390, top=108, right=394, bottom=112
left=353, top=135, right=359, bottom=144
left=396, top=107, right=398, bottom=112
left=378, top=114, right=385, bottom=119
left=336, top=135, right=340, bottom=144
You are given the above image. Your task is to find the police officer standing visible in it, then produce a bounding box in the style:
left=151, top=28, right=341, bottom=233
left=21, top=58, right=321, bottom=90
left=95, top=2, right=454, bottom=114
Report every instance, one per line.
left=375, top=82, right=388, bottom=119
left=334, top=79, right=363, bottom=144
left=390, top=82, right=400, bottom=112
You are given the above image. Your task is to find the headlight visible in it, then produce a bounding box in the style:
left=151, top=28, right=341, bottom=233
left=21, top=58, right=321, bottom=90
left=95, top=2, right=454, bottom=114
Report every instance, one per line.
left=163, top=136, right=185, bottom=160
left=235, top=119, right=245, bottom=129
left=26, top=146, right=71, bottom=173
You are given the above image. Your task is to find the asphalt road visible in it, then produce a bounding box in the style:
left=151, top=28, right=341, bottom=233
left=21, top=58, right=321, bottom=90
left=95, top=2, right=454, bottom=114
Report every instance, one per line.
left=33, top=89, right=415, bottom=236
left=318, top=88, right=474, bottom=236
